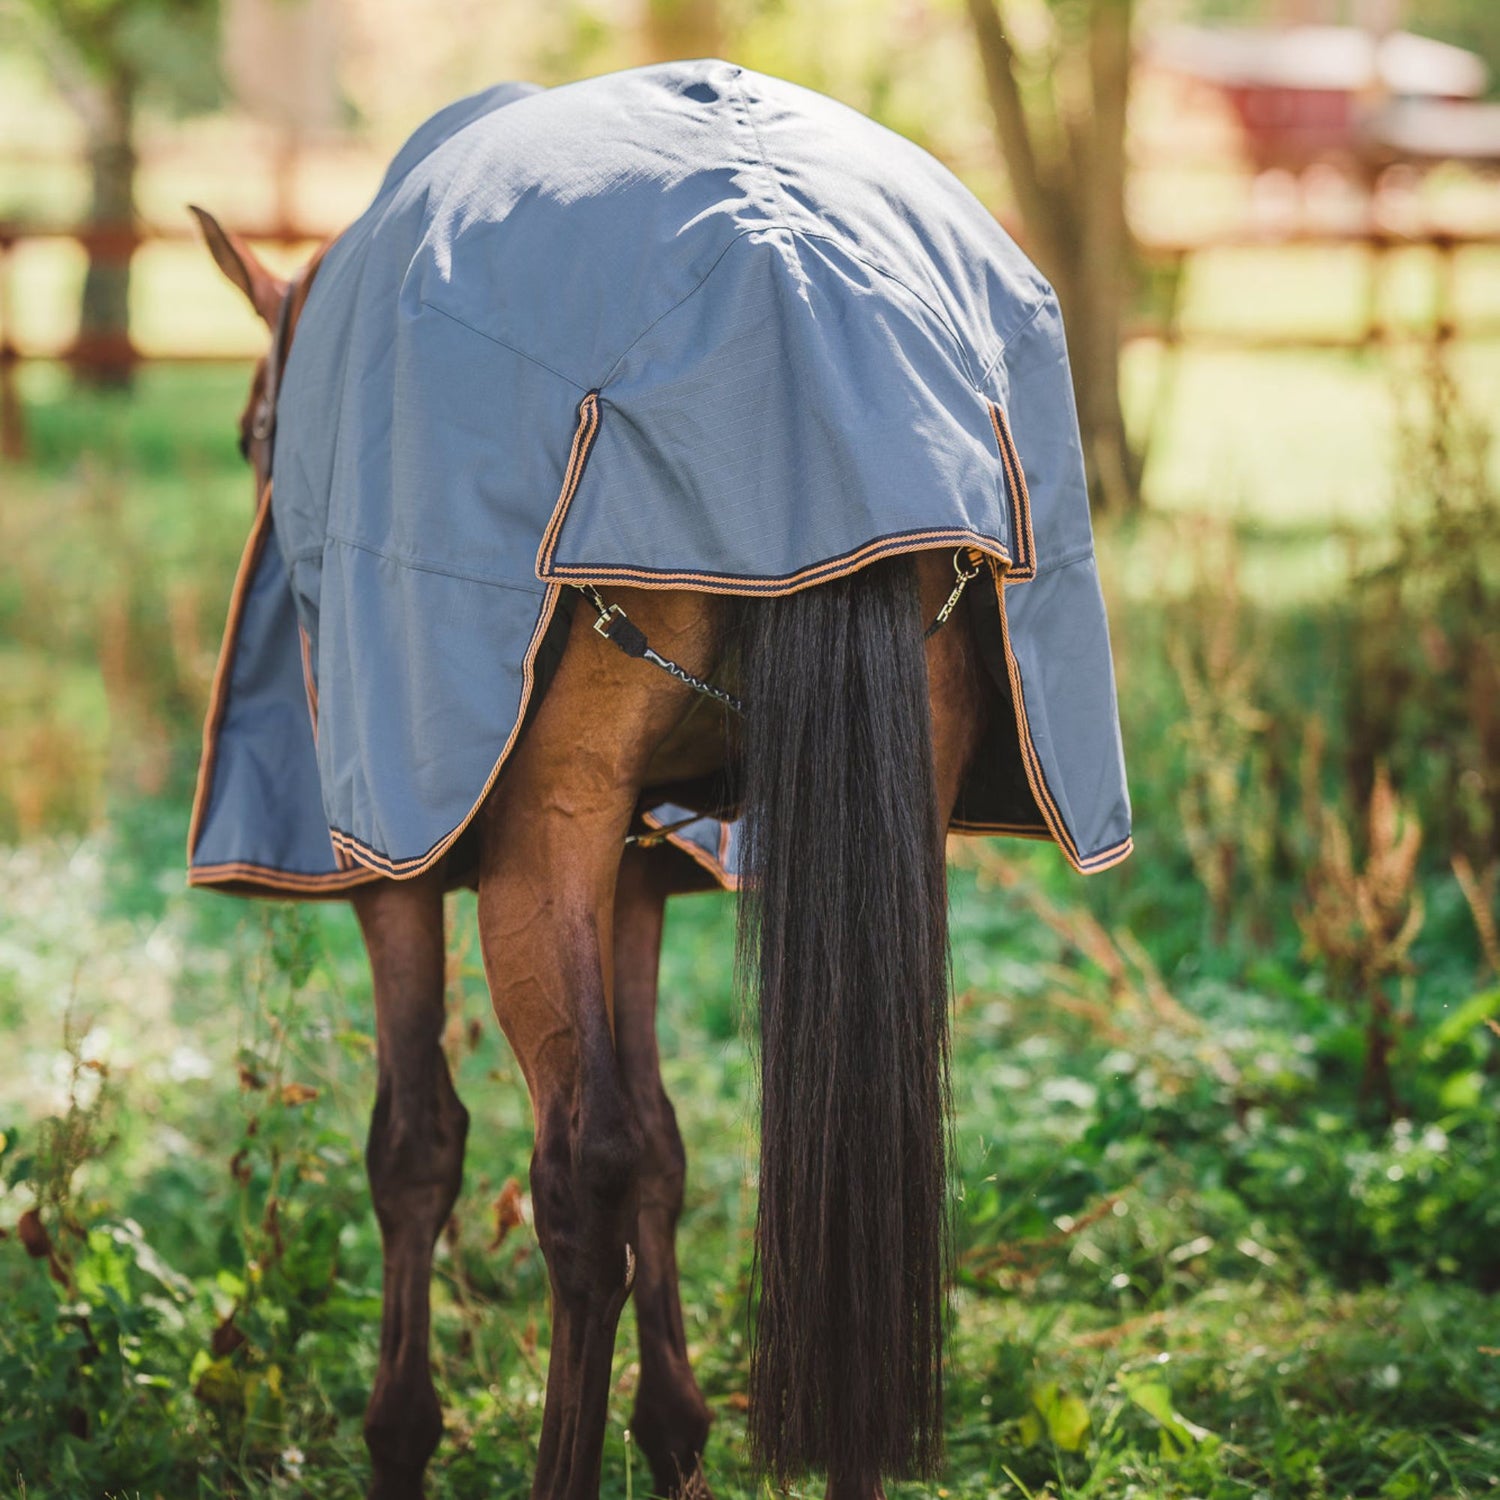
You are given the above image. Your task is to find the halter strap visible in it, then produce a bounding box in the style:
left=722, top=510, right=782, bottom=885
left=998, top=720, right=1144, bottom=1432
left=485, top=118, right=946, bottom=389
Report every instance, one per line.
left=254, top=269, right=304, bottom=479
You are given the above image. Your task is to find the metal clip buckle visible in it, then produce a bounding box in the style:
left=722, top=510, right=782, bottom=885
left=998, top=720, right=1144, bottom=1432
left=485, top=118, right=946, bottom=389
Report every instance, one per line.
left=932, top=548, right=982, bottom=630
left=593, top=603, right=625, bottom=639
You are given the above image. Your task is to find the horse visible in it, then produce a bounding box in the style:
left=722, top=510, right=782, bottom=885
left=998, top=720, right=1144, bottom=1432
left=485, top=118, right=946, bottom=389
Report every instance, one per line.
left=185, top=60, right=1130, bottom=1500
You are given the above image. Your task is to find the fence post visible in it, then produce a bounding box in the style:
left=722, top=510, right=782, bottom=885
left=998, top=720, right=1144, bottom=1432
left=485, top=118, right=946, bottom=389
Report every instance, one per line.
left=1433, top=233, right=1456, bottom=345
left=1363, top=232, right=1389, bottom=347
left=0, top=231, right=25, bottom=461
left=71, top=222, right=141, bottom=386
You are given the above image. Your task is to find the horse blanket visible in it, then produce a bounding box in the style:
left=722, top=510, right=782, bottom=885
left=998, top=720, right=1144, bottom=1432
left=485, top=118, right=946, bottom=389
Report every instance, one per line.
left=187, top=60, right=1131, bottom=897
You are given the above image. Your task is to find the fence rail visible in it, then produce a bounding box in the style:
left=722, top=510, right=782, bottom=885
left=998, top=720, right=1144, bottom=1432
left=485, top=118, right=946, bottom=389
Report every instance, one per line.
left=0, top=218, right=325, bottom=457
left=4, top=217, right=1499, bottom=459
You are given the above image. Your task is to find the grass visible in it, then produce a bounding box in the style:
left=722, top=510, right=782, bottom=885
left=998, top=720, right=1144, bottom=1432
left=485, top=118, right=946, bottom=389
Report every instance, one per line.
left=1, top=819, right=1497, bottom=1497
left=2, top=294, right=1499, bottom=1496
left=1122, top=340, right=1500, bottom=531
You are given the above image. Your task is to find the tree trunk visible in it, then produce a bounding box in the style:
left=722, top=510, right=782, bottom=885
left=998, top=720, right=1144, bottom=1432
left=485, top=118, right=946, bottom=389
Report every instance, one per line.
left=967, top=0, right=1141, bottom=514
left=76, top=70, right=137, bottom=389
left=1073, top=0, right=1138, bottom=514
left=642, top=0, right=722, bottom=60
left=1060, top=262, right=1137, bottom=515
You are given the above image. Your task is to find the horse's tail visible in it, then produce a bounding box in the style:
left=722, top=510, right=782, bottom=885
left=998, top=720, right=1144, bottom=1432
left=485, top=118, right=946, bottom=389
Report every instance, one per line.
left=734, top=553, right=950, bottom=1484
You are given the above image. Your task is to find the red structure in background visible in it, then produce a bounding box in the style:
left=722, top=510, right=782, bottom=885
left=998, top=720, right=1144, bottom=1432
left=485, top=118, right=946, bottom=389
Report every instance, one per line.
left=1148, top=24, right=1500, bottom=175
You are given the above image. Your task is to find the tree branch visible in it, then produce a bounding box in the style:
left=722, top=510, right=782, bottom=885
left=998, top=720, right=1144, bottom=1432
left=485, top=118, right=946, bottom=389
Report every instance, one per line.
left=964, top=0, right=1064, bottom=276
left=1074, top=0, right=1139, bottom=509
left=10, top=2, right=96, bottom=124
left=1087, top=0, right=1132, bottom=264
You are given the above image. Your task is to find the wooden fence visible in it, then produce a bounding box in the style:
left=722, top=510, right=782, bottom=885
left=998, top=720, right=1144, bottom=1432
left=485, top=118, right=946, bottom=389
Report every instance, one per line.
left=0, top=219, right=316, bottom=459
left=3, top=217, right=1499, bottom=460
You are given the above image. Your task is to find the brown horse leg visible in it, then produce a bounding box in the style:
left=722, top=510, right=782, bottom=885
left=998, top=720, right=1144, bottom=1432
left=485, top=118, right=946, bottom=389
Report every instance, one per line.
left=613, top=846, right=714, bottom=1497
left=474, top=590, right=718, bottom=1499
left=823, top=552, right=987, bottom=1500
left=354, top=872, right=468, bottom=1500
left=921, top=555, right=990, bottom=828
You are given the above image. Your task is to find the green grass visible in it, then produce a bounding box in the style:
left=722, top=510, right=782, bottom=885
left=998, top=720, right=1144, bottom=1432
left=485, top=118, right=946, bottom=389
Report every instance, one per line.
left=1, top=824, right=1497, bottom=1497
left=1123, top=338, right=1500, bottom=533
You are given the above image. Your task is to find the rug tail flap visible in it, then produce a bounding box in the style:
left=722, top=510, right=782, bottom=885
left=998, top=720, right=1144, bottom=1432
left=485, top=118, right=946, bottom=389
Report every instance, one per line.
left=540, top=229, right=1015, bottom=587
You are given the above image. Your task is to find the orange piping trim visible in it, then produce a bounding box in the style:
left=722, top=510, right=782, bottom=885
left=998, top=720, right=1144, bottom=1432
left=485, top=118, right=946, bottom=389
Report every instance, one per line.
left=1075, top=836, right=1134, bottom=873
left=989, top=402, right=1036, bottom=583
left=187, top=480, right=277, bottom=864
left=985, top=559, right=1131, bottom=873
left=535, top=392, right=1013, bottom=595
left=188, top=860, right=381, bottom=895
left=1001, top=405, right=1036, bottom=576
left=535, top=391, right=602, bottom=575
left=988, top=556, right=1076, bottom=860
left=542, top=527, right=1010, bottom=596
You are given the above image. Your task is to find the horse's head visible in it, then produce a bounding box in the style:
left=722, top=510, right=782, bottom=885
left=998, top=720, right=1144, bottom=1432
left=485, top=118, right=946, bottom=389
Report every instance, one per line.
left=189, top=205, right=317, bottom=492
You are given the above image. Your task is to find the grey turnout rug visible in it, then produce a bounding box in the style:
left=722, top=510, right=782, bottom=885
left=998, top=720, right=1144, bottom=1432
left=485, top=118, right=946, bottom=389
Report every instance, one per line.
left=188, top=60, right=1131, bottom=897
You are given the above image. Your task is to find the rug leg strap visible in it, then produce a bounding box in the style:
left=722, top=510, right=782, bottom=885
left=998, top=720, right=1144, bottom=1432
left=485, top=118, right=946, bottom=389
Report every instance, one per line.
left=578, top=585, right=744, bottom=715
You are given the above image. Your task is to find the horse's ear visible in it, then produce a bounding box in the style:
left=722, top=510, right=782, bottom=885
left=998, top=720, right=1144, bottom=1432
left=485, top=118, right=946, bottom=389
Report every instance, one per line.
left=189, top=205, right=286, bottom=328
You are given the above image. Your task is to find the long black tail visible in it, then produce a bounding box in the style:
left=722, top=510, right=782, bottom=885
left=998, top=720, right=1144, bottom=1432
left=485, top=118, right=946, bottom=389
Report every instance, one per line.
left=734, top=554, right=950, bottom=1484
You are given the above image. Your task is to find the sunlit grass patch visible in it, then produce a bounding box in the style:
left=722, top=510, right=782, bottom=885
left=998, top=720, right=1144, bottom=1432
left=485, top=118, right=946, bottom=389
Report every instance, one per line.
left=1123, top=340, right=1500, bottom=530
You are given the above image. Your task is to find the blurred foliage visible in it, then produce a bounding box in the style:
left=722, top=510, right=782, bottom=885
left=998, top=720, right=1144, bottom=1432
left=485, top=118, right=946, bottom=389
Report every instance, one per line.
left=8, top=0, right=221, bottom=114
left=0, top=373, right=239, bottom=841
left=1345, top=354, right=1500, bottom=873
left=1418, top=0, right=1500, bottom=90
left=1298, top=767, right=1423, bottom=1123
left=7, top=0, right=224, bottom=387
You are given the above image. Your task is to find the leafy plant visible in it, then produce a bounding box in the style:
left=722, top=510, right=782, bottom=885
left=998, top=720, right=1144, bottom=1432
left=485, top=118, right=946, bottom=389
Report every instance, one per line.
left=1164, top=525, right=1275, bottom=944
left=1345, top=355, right=1500, bottom=874
left=0, top=1012, right=192, bottom=1485
left=1298, top=767, right=1424, bottom=1123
